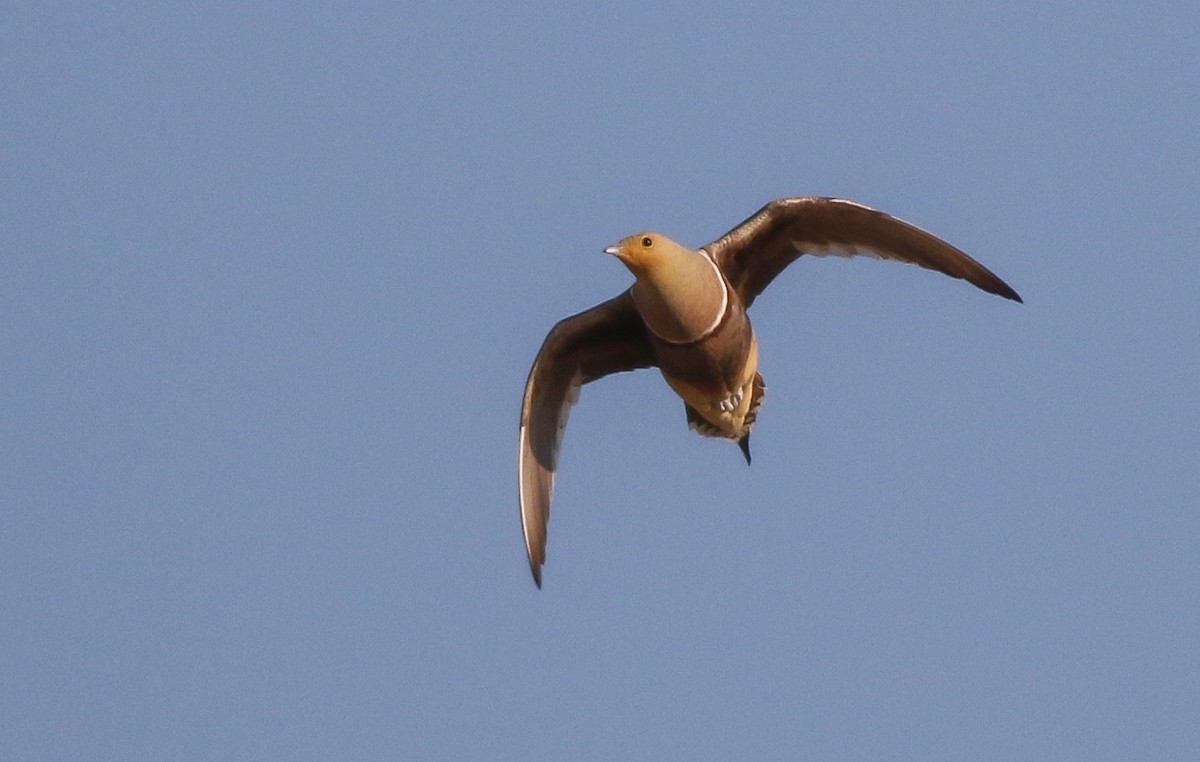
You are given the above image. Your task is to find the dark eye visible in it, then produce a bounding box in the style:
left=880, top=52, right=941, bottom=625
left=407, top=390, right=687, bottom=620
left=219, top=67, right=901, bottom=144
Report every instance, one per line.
left=641, top=236, right=653, bottom=247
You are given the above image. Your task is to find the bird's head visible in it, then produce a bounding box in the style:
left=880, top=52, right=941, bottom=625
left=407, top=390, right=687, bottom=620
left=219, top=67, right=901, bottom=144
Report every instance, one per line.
left=604, top=233, right=685, bottom=277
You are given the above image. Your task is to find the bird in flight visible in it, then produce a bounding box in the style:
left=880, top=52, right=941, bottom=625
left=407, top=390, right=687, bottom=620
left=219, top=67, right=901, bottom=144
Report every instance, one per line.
left=518, top=197, right=1021, bottom=587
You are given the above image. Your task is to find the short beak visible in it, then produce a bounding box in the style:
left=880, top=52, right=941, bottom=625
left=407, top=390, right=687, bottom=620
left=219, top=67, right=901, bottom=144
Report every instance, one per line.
left=603, top=245, right=620, bottom=257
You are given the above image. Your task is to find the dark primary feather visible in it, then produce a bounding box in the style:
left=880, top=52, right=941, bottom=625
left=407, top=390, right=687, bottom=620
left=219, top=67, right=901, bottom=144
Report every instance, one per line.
left=518, top=291, right=655, bottom=587
left=705, top=197, right=1022, bottom=308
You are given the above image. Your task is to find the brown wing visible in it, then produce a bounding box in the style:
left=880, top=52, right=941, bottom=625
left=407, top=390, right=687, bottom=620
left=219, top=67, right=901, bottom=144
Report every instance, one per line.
left=705, top=197, right=1022, bottom=308
left=519, top=291, right=655, bottom=588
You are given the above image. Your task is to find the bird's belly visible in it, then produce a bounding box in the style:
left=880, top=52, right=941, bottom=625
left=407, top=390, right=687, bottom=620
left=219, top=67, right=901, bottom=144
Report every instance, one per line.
left=657, top=333, right=759, bottom=437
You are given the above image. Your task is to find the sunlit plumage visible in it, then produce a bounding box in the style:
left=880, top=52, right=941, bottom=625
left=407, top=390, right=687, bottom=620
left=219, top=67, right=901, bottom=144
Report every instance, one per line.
left=518, top=197, right=1022, bottom=587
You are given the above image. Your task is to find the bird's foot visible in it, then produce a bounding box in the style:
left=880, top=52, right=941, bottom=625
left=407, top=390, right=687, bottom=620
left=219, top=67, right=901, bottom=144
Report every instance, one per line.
left=716, top=389, right=744, bottom=413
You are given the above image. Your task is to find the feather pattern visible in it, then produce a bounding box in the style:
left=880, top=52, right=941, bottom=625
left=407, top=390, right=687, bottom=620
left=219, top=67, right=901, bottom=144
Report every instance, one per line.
left=518, top=197, right=1021, bottom=586
left=518, top=291, right=654, bottom=587
left=706, top=197, right=1022, bottom=308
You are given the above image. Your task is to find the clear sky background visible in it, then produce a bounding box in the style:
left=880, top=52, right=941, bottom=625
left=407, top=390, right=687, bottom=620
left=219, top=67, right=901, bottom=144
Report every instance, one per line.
left=3, top=2, right=1197, bottom=759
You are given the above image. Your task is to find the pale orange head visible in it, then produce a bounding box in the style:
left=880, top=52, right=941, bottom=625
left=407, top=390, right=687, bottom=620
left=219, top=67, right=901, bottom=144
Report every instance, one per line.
left=603, top=233, right=681, bottom=277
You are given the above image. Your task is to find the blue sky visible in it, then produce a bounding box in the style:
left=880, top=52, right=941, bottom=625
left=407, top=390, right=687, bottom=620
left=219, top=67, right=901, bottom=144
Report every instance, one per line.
left=2, top=2, right=1197, bottom=759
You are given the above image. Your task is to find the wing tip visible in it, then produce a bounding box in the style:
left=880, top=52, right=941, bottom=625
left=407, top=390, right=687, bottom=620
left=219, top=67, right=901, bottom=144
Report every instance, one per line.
left=992, top=281, right=1023, bottom=304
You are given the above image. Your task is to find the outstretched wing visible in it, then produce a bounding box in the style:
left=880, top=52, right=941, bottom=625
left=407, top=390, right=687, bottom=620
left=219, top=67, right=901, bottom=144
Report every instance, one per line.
left=705, top=197, right=1022, bottom=308
left=519, top=291, right=655, bottom=587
